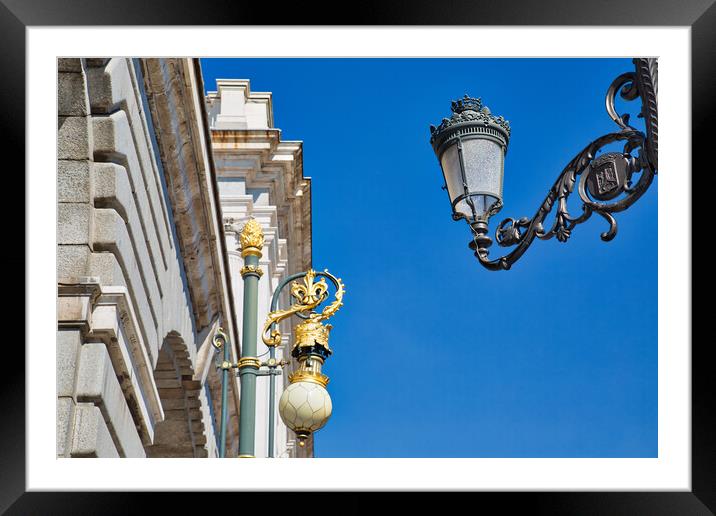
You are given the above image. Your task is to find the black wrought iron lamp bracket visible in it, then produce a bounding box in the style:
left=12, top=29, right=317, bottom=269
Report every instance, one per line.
left=472, top=58, right=658, bottom=271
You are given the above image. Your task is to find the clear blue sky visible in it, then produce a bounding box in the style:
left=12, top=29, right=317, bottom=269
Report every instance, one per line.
left=201, top=58, right=657, bottom=458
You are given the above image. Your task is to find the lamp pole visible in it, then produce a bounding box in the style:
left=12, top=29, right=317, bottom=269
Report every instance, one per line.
left=210, top=219, right=345, bottom=458
left=237, top=218, right=264, bottom=458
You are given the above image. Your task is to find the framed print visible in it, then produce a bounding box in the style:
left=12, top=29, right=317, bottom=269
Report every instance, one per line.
left=8, top=0, right=714, bottom=513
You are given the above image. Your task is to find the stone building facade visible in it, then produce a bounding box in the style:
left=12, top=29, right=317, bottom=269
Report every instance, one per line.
left=56, top=58, right=313, bottom=458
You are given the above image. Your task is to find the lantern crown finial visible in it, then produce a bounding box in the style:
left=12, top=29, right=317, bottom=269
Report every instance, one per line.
left=451, top=94, right=482, bottom=114
left=429, top=95, right=511, bottom=148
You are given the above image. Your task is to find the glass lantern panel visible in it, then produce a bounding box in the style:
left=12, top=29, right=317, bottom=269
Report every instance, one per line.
left=460, top=137, right=504, bottom=201
left=440, top=143, right=474, bottom=220
left=465, top=193, right=500, bottom=220
left=440, top=142, right=464, bottom=205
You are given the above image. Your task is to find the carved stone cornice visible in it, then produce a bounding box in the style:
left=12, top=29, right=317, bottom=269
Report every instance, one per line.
left=140, top=58, right=225, bottom=332
left=210, top=135, right=312, bottom=273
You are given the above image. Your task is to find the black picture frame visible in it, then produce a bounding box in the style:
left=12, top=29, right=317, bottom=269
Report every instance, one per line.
left=6, top=1, right=712, bottom=513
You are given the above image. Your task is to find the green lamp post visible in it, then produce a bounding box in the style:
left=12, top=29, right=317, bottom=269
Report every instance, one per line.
left=211, top=218, right=345, bottom=457
left=236, top=218, right=264, bottom=458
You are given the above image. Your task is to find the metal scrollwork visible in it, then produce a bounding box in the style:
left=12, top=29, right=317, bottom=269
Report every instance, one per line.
left=261, top=269, right=345, bottom=347
left=474, top=58, right=657, bottom=271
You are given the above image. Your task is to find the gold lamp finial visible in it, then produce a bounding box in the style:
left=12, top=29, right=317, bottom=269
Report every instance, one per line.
left=239, top=218, right=264, bottom=257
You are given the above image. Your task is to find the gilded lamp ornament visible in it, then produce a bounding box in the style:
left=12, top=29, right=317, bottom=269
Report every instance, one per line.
left=262, top=269, right=345, bottom=447
left=239, top=218, right=264, bottom=257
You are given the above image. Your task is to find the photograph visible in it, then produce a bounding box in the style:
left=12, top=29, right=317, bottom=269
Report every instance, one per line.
left=56, top=57, right=659, bottom=460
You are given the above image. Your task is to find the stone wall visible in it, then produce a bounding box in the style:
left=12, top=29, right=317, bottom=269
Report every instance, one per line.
left=57, top=58, right=238, bottom=458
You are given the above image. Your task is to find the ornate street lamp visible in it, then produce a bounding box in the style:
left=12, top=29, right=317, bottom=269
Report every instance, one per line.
left=211, top=218, right=345, bottom=458
left=429, top=58, right=658, bottom=270
left=262, top=269, right=345, bottom=449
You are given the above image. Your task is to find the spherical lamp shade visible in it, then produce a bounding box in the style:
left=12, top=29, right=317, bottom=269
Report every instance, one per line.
left=430, top=95, right=511, bottom=227
left=279, top=380, right=333, bottom=445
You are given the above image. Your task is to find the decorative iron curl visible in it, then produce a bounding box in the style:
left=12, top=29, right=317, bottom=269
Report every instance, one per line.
left=606, top=71, right=640, bottom=130
left=474, top=58, right=657, bottom=271
left=212, top=327, right=229, bottom=350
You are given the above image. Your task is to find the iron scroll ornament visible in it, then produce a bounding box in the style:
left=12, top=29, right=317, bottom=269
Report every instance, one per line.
left=467, top=58, right=658, bottom=271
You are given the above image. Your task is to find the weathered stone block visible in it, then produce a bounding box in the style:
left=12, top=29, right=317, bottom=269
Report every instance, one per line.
left=154, top=419, right=191, bottom=442
left=86, top=58, right=111, bottom=68
left=57, top=397, right=74, bottom=457
left=156, top=378, right=181, bottom=389
left=58, top=116, right=91, bottom=160
left=76, top=343, right=146, bottom=458
left=158, top=388, right=184, bottom=399
left=93, top=163, right=129, bottom=208
left=58, top=72, right=89, bottom=116
left=85, top=65, right=114, bottom=114
left=163, top=409, right=187, bottom=421
left=155, top=356, right=175, bottom=368
left=70, top=404, right=119, bottom=458
left=92, top=112, right=130, bottom=161
left=145, top=443, right=195, bottom=458
left=58, top=58, right=82, bottom=73
left=160, top=398, right=185, bottom=410
left=57, top=244, right=91, bottom=280
left=88, top=252, right=126, bottom=289
left=57, top=329, right=81, bottom=397
left=181, top=379, right=201, bottom=391
left=58, top=203, right=91, bottom=245
left=185, top=398, right=201, bottom=409
left=57, top=297, right=88, bottom=329
left=154, top=370, right=178, bottom=379
left=58, top=161, right=91, bottom=203
left=86, top=59, right=136, bottom=114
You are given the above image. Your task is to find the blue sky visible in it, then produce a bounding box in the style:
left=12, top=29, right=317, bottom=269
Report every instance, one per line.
left=201, top=58, right=657, bottom=458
